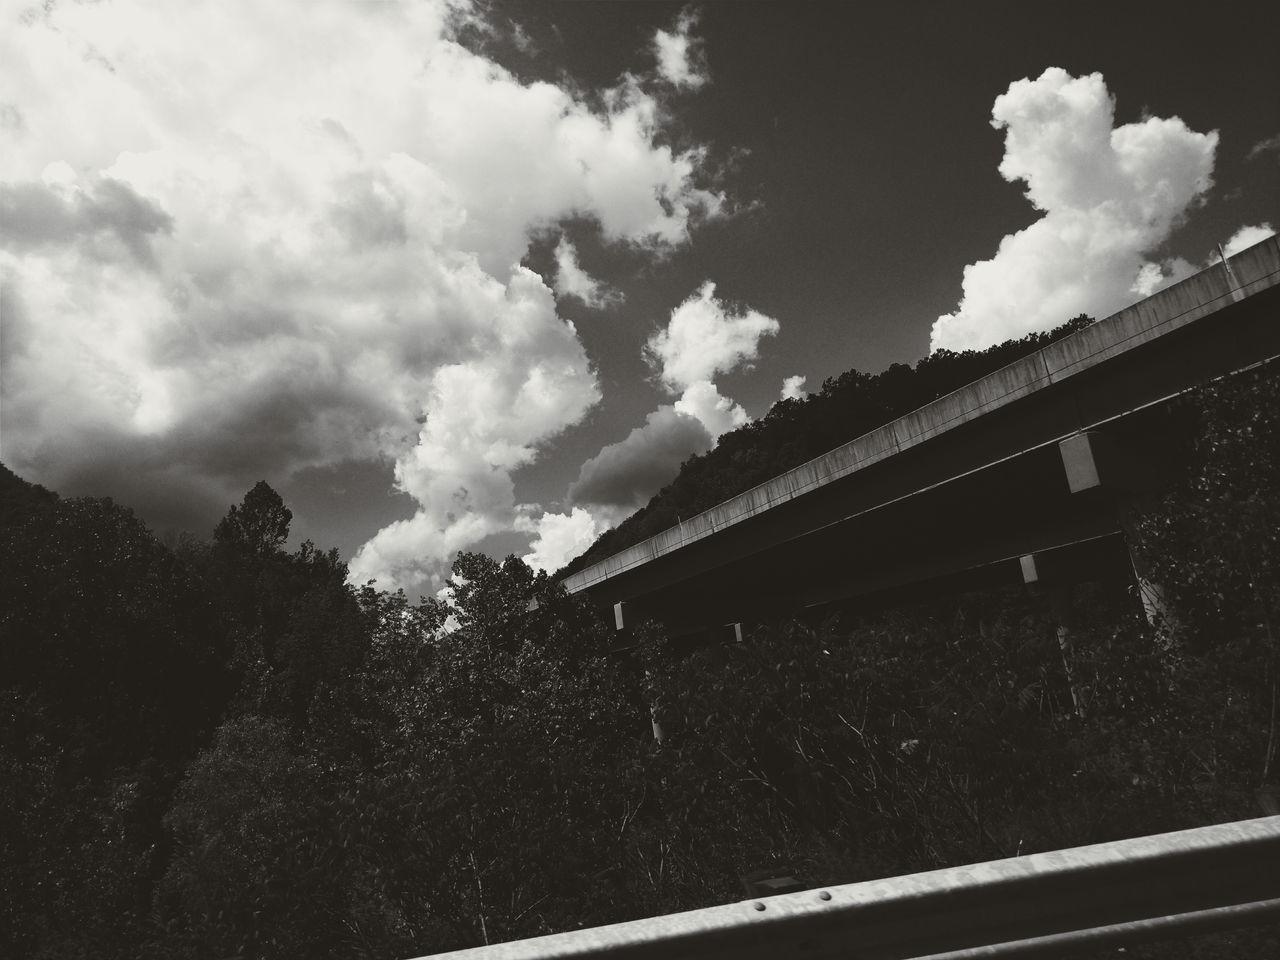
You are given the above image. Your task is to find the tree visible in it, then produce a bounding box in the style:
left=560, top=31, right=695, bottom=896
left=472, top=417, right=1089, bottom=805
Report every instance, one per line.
left=214, top=481, right=293, bottom=556
left=0, top=495, right=234, bottom=960
left=1131, top=364, right=1280, bottom=788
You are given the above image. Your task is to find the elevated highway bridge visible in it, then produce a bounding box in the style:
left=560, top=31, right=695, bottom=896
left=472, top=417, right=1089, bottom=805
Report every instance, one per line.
left=561, top=236, right=1280, bottom=635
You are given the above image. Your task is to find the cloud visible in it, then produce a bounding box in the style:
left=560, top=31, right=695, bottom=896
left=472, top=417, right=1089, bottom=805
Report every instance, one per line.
left=1129, top=258, right=1193, bottom=298
left=349, top=267, right=601, bottom=592
left=1247, top=133, right=1280, bottom=162
left=1129, top=222, right=1274, bottom=300
left=518, top=403, right=712, bottom=573
left=672, top=379, right=748, bottom=440
left=646, top=281, right=780, bottom=390
left=779, top=375, right=807, bottom=401
left=591, top=280, right=778, bottom=513
left=520, top=273, right=784, bottom=573
left=0, top=0, right=722, bottom=598
left=653, top=8, right=707, bottom=90
left=567, top=405, right=712, bottom=515
left=930, top=68, right=1217, bottom=353
left=552, top=236, right=622, bottom=308
left=1221, top=222, right=1275, bottom=257
left=0, top=102, right=25, bottom=134
left=0, top=172, right=172, bottom=265
left=518, top=506, right=603, bottom=575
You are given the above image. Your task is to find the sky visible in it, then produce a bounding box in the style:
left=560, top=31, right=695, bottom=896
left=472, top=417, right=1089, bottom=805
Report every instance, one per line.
left=1, top=0, right=1277, bottom=599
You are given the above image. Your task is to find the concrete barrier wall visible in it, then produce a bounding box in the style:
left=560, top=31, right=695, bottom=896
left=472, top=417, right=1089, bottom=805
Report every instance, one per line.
left=563, top=237, right=1280, bottom=595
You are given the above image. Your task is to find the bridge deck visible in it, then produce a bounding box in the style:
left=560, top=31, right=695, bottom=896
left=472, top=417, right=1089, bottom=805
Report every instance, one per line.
left=562, top=238, right=1280, bottom=618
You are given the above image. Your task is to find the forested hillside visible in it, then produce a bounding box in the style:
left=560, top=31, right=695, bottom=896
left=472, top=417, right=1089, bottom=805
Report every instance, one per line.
left=561, top=315, right=1094, bottom=577
left=3, top=362, right=1279, bottom=959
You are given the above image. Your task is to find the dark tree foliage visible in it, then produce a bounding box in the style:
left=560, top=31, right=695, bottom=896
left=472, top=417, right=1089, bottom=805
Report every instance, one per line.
left=149, top=553, right=654, bottom=958
left=0, top=473, right=366, bottom=959
left=0, top=460, right=57, bottom=527
left=198, top=534, right=368, bottom=722
left=561, top=315, right=1094, bottom=578
left=0, top=493, right=234, bottom=959
left=2, top=354, right=1278, bottom=960
left=214, top=480, right=293, bottom=555
left=1130, top=364, right=1280, bottom=786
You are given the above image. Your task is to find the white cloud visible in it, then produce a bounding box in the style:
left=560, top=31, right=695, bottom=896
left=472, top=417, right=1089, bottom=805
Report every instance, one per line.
left=1247, top=134, right=1280, bottom=163
left=1130, top=260, right=1177, bottom=298
left=0, top=0, right=722, bottom=598
left=673, top=379, right=748, bottom=440
left=653, top=8, right=707, bottom=90
left=1132, top=221, right=1276, bottom=303
left=349, top=267, right=600, bottom=592
left=518, top=276, right=783, bottom=572
left=1221, top=222, right=1275, bottom=258
left=647, top=281, right=780, bottom=390
left=521, top=401, right=715, bottom=573
left=1127, top=222, right=1273, bottom=301
left=519, top=506, right=603, bottom=574
left=552, top=235, right=622, bottom=308
left=780, top=375, right=807, bottom=401
left=930, top=68, right=1217, bottom=353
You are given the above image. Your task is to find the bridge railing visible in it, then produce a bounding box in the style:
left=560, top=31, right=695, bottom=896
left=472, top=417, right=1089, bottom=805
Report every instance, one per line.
left=416, top=815, right=1280, bottom=960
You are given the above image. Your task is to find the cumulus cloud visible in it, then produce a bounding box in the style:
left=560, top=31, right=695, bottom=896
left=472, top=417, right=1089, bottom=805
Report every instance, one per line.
left=780, top=375, right=807, bottom=401
left=672, top=379, right=748, bottom=439
left=519, top=281, right=779, bottom=574
left=1129, top=222, right=1274, bottom=300
left=930, top=68, right=1218, bottom=352
left=552, top=236, right=622, bottom=308
left=653, top=8, right=707, bottom=90
left=0, top=0, right=722, bottom=597
left=0, top=172, right=173, bottom=265
left=1221, top=222, right=1275, bottom=257
left=1129, top=258, right=1191, bottom=298
left=518, top=506, right=604, bottom=575
left=348, top=268, right=601, bottom=591
left=647, top=281, right=780, bottom=390
left=569, top=405, right=712, bottom=514
left=519, top=404, right=713, bottom=573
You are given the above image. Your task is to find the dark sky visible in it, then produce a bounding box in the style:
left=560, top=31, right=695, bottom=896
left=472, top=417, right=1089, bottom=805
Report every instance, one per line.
left=2, top=1, right=1277, bottom=595
left=490, top=0, right=1280, bottom=533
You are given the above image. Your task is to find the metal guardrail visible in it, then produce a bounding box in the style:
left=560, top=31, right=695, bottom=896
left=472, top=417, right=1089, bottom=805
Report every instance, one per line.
left=415, top=816, right=1280, bottom=960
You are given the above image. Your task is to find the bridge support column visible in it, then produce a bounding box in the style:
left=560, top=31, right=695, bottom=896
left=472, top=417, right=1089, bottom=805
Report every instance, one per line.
left=649, top=701, right=665, bottom=744
left=1135, top=576, right=1173, bottom=630
left=1061, top=429, right=1182, bottom=653
left=1021, top=555, right=1086, bottom=717
left=614, top=602, right=664, bottom=743
left=644, top=670, right=665, bottom=745
left=1049, top=587, right=1085, bottom=719
left=1127, top=548, right=1182, bottom=653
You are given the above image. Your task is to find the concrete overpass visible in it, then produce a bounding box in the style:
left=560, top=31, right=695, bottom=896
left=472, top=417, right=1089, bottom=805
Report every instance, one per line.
left=562, top=236, right=1280, bottom=634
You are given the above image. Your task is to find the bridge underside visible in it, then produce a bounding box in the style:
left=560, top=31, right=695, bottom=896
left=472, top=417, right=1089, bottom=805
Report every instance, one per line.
left=573, top=271, right=1280, bottom=636
left=604, top=409, right=1171, bottom=636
